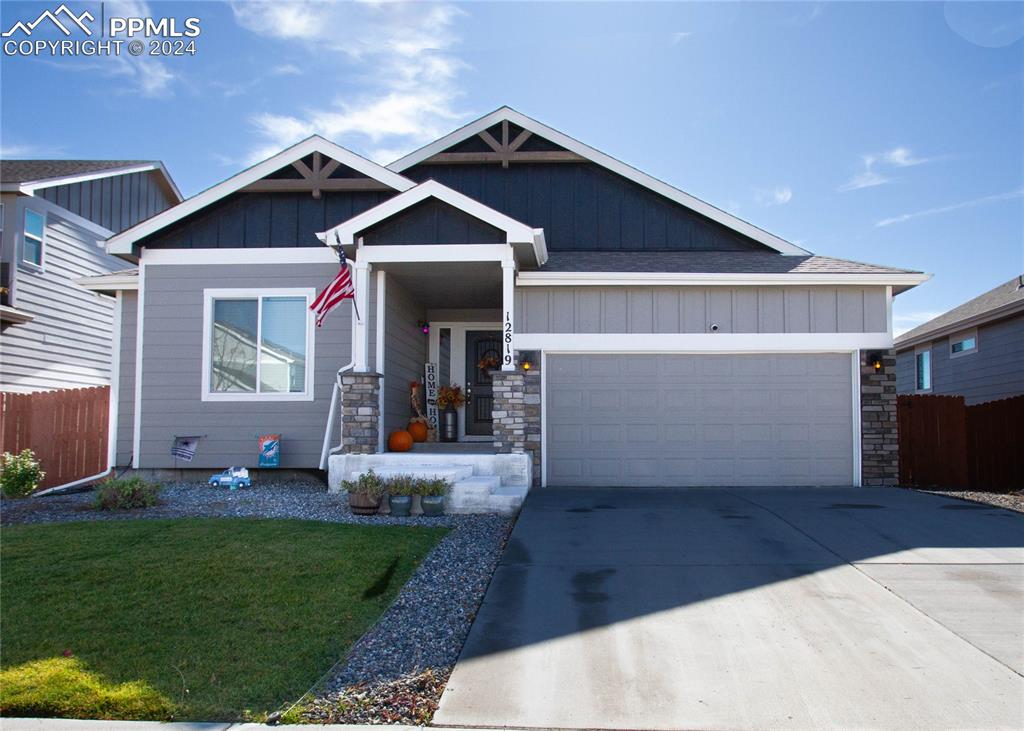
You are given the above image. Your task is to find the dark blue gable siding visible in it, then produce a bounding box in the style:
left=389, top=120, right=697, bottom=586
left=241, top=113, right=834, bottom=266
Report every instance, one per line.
left=38, top=171, right=176, bottom=233
left=140, top=190, right=393, bottom=248
left=404, top=162, right=768, bottom=252
left=361, top=198, right=505, bottom=245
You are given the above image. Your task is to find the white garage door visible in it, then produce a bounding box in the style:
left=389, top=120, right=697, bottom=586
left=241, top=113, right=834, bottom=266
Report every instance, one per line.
left=545, top=354, right=854, bottom=487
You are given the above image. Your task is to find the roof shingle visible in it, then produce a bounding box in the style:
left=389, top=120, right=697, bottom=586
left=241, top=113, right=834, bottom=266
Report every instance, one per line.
left=895, top=275, right=1024, bottom=347
left=0, top=160, right=153, bottom=185
left=540, top=250, right=920, bottom=275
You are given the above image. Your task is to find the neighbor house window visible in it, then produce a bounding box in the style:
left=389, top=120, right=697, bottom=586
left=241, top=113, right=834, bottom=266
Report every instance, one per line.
left=22, top=209, right=44, bottom=267
left=915, top=346, right=931, bottom=391
left=202, top=289, right=315, bottom=401
left=949, top=329, right=978, bottom=358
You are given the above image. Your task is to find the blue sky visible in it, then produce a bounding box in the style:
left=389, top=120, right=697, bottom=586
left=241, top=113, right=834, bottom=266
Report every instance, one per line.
left=2, top=1, right=1022, bottom=334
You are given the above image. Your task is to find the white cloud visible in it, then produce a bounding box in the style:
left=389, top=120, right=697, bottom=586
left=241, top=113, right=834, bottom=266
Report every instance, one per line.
left=839, top=147, right=938, bottom=192
left=875, top=188, right=1024, bottom=227
left=272, top=64, right=302, bottom=76
left=893, top=310, right=944, bottom=337
left=103, top=0, right=177, bottom=97
left=755, top=186, right=793, bottom=206
left=231, top=1, right=469, bottom=164
left=671, top=32, right=693, bottom=43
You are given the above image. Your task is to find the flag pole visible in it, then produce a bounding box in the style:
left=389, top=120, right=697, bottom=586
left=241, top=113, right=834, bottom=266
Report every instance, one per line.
left=336, top=231, right=361, bottom=323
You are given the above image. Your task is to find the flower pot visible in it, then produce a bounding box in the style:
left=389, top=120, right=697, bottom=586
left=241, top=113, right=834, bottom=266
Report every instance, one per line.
left=348, top=492, right=381, bottom=515
left=389, top=494, right=412, bottom=517
left=441, top=407, right=458, bottom=442
left=420, top=495, right=445, bottom=517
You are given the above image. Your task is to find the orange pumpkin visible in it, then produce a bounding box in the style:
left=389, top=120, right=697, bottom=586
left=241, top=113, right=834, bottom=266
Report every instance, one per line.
left=388, top=430, right=414, bottom=452
left=407, top=421, right=429, bottom=442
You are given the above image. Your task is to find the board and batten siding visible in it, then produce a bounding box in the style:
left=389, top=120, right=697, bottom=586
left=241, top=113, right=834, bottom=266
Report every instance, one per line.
left=382, top=275, right=428, bottom=435
left=0, top=199, right=121, bottom=392
left=115, top=292, right=137, bottom=466
left=895, top=315, right=1024, bottom=405
left=514, top=286, right=888, bottom=334
left=38, top=170, right=177, bottom=234
left=137, top=263, right=354, bottom=469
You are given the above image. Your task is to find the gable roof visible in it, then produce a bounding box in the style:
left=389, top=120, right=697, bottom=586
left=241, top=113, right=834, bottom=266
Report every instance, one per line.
left=895, top=275, right=1024, bottom=349
left=0, top=159, right=181, bottom=201
left=318, top=179, right=548, bottom=267
left=106, top=136, right=416, bottom=257
left=388, top=107, right=811, bottom=257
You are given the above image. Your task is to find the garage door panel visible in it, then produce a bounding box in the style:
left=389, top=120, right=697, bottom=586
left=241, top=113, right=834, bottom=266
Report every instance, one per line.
left=546, top=354, right=853, bottom=487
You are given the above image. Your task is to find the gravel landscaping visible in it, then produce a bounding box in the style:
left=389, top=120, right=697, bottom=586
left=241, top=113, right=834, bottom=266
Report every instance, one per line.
left=1, top=478, right=514, bottom=724
left=918, top=489, right=1024, bottom=513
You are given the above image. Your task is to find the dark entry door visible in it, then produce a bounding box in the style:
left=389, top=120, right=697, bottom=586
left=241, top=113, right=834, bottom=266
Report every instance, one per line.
left=465, top=330, right=501, bottom=436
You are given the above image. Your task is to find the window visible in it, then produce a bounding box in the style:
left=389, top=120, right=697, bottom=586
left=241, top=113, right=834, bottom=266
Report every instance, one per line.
left=202, top=289, right=315, bottom=401
left=950, top=329, right=978, bottom=358
left=915, top=347, right=931, bottom=391
left=22, top=209, right=44, bottom=267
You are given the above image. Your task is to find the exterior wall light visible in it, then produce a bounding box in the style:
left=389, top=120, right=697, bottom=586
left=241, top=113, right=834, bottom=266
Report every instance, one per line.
left=418, top=320, right=430, bottom=334
left=522, top=360, right=532, bottom=371
left=868, top=352, right=884, bottom=371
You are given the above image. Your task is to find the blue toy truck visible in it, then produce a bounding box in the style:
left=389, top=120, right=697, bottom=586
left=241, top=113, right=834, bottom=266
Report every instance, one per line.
left=208, top=467, right=252, bottom=490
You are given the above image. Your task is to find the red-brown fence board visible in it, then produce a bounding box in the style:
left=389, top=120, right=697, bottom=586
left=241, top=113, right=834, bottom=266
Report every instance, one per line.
left=898, top=393, right=1023, bottom=491
left=0, top=386, right=109, bottom=491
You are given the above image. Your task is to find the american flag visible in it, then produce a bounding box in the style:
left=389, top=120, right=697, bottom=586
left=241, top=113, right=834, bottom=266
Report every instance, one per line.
left=311, top=241, right=355, bottom=327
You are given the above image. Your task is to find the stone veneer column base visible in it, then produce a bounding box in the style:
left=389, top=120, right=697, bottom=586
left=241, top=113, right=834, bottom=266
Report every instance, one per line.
left=339, top=372, right=382, bottom=455
left=492, top=361, right=542, bottom=487
left=860, top=351, right=898, bottom=486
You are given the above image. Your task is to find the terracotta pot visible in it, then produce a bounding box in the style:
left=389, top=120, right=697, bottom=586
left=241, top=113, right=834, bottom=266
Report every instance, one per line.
left=388, top=430, right=414, bottom=452
left=407, top=421, right=429, bottom=442
left=348, top=492, right=381, bottom=515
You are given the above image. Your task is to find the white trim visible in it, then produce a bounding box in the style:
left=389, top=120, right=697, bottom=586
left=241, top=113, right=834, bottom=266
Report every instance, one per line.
left=132, top=261, right=145, bottom=468
left=108, top=291, right=122, bottom=471
left=76, top=272, right=138, bottom=292
left=516, top=332, right=894, bottom=352
left=516, top=270, right=931, bottom=288
left=851, top=350, right=862, bottom=488
left=21, top=207, right=45, bottom=270
left=502, top=261, right=516, bottom=370
left=353, top=260, right=371, bottom=371
left=2, top=162, right=182, bottom=202
left=200, top=287, right=317, bottom=402
left=540, top=349, right=548, bottom=487
left=355, top=243, right=515, bottom=265
left=914, top=343, right=932, bottom=393
left=107, top=137, right=414, bottom=255
left=389, top=107, right=810, bottom=256
left=948, top=327, right=979, bottom=359
left=376, top=269, right=387, bottom=453
left=885, top=286, right=893, bottom=341
left=141, top=247, right=339, bottom=266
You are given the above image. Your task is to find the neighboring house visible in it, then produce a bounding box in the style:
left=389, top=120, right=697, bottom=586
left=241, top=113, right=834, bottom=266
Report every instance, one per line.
left=0, top=160, right=181, bottom=393
left=82, top=107, right=927, bottom=489
left=895, top=276, right=1024, bottom=405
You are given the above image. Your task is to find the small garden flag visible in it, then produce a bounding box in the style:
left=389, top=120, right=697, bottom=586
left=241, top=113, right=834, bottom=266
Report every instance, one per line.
left=171, top=436, right=200, bottom=462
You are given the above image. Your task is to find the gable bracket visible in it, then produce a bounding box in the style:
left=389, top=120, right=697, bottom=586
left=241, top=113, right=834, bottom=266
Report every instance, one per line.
left=425, top=120, right=583, bottom=167
left=242, top=152, right=393, bottom=196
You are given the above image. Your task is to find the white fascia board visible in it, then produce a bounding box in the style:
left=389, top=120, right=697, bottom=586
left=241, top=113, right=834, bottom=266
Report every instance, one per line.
left=141, top=247, right=339, bottom=266
left=107, top=136, right=416, bottom=255
left=388, top=107, right=811, bottom=256
left=516, top=271, right=932, bottom=288
left=12, top=162, right=182, bottom=201
left=318, top=179, right=536, bottom=246
left=517, top=332, right=894, bottom=352
left=357, top=244, right=514, bottom=265
left=75, top=273, right=139, bottom=292
left=532, top=229, right=548, bottom=267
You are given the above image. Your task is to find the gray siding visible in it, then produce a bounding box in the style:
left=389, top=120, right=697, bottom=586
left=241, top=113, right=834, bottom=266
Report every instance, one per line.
left=405, top=162, right=769, bottom=252
left=0, top=198, right=123, bottom=392
left=382, top=276, right=427, bottom=435
left=515, top=286, right=888, bottom=334
left=38, top=170, right=176, bottom=234
left=140, top=191, right=393, bottom=249
left=116, top=292, right=137, bottom=466
left=361, top=198, right=505, bottom=245
left=895, top=315, right=1024, bottom=405
left=138, top=263, right=349, bottom=469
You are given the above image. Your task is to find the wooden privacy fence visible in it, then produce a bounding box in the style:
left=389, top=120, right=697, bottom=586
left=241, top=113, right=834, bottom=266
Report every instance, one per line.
left=0, top=386, right=109, bottom=491
left=898, top=394, right=1023, bottom=491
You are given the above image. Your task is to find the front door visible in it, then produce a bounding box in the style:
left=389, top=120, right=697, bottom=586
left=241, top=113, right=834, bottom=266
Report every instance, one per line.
left=465, top=330, right=501, bottom=436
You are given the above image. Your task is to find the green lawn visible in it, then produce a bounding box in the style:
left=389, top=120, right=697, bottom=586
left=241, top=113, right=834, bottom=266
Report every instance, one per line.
left=0, top=518, right=446, bottom=721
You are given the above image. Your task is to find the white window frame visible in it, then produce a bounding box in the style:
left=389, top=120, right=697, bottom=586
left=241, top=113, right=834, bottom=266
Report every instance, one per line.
left=201, top=287, right=316, bottom=402
left=21, top=208, right=45, bottom=270
left=914, top=344, right=932, bottom=393
left=949, top=328, right=978, bottom=359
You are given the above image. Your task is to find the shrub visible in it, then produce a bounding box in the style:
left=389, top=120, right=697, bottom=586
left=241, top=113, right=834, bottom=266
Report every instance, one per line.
left=416, top=477, right=450, bottom=497
left=342, top=468, right=385, bottom=500
left=93, top=477, right=161, bottom=511
left=386, top=474, right=416, bottom=497
left=0, top=449, right=45, bottom=497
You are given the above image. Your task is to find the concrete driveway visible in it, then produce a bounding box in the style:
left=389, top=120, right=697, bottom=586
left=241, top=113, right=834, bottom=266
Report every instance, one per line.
left=434, top=488, right=1024, bottom=730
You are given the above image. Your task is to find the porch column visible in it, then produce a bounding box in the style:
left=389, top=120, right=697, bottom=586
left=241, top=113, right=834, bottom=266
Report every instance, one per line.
left=501, top=260, right=516, bottom=371
left=352, top=259, right=371, bottom=372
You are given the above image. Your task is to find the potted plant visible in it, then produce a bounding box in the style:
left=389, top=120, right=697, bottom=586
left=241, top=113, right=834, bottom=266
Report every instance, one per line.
left=417, top=477, right=449, bottom=517
left=386, top=474, right=415, bottom=517
left=436, top=384, right=466, bottom=443
left=343, top=469, right=384, bottom=515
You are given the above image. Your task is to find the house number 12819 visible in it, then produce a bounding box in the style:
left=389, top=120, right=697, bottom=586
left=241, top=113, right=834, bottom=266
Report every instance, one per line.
left=503, top=311, right=513, bottom=366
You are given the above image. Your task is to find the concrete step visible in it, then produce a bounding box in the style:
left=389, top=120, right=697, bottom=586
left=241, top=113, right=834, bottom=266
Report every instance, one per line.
left=453, top=475, right=502, bottom=492
left=347, top=464, right=475, bottom=483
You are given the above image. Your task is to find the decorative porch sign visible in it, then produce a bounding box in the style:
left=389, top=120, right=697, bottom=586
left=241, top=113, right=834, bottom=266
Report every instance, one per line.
left=503, top=309, right=514, bottom=367
left=424, top=362, right=439, bottom=432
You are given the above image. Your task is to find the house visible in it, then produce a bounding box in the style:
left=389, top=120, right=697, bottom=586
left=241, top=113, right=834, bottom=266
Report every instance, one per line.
left=81, top=107, right=928, bottom=504
left=0, top=160, right=181, bottom=392
left=895, top=276, right=1024, bottom=405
